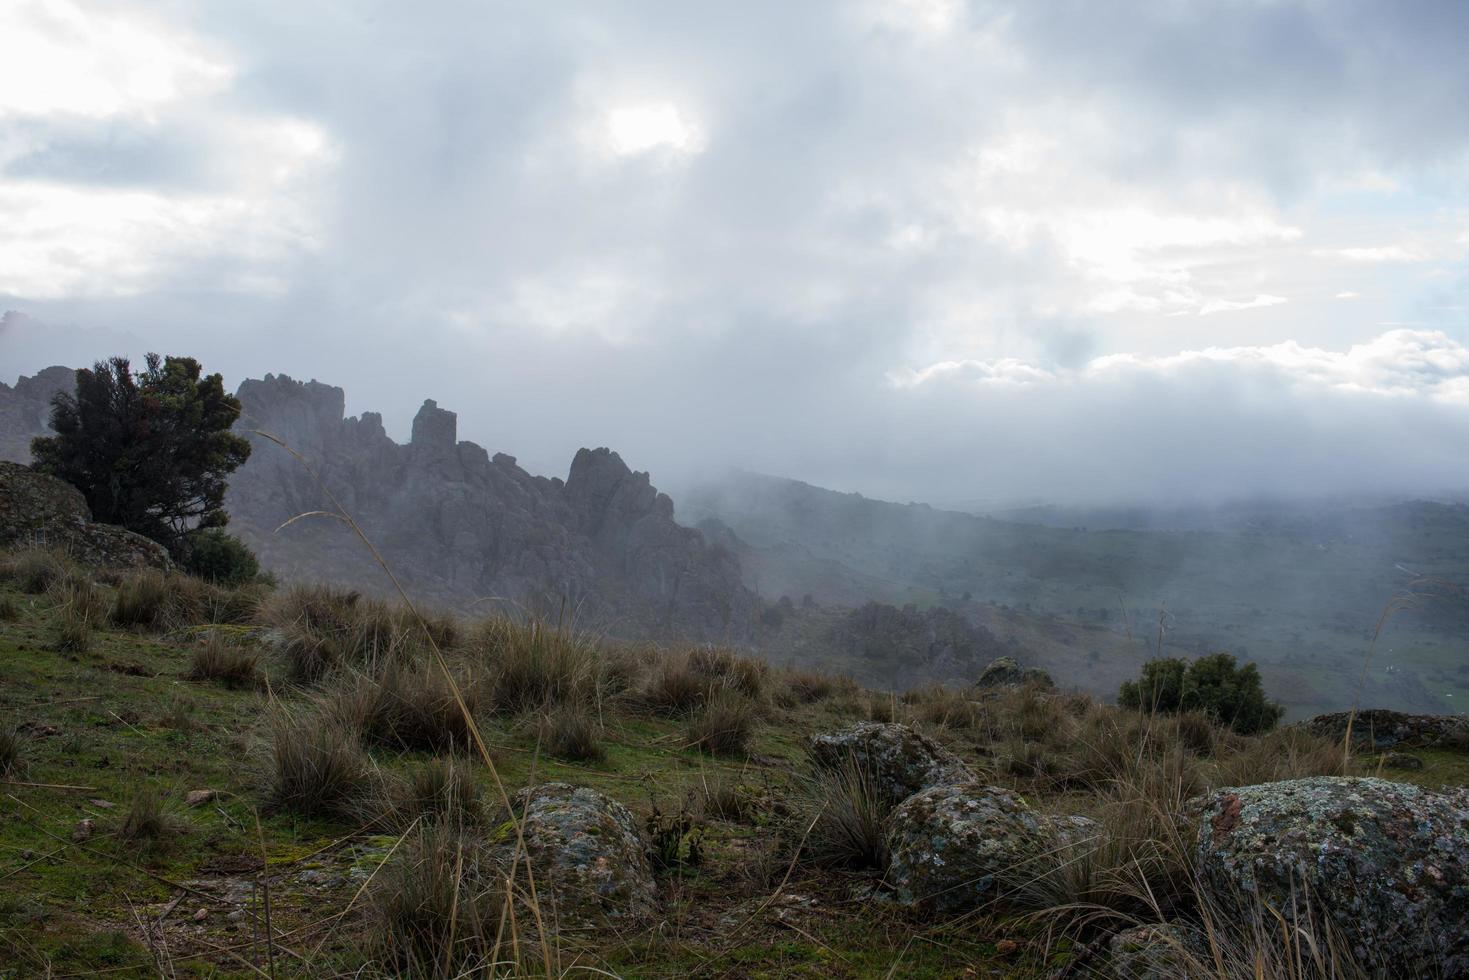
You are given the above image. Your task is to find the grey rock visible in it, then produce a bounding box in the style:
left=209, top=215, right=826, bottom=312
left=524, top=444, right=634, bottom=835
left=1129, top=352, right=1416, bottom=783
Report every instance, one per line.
left=497, top=783, right=656, bottom=930
left=806, top=722, right=972, bottom=805
left=1381, top=752, right=1424, bottom=771
left=224, top=374, right=756, bottom=643
left=1192, top=776, right=1469, bottom=975
left=1297, top=709, right=1469, bottom=750
left=885, top=782, right=1089, bottom=915
left=975, top=655, right=1053, bottom=690
left=0, top=462, right=171, bottom=570
left=1107, top=923, right=1207, bottom=979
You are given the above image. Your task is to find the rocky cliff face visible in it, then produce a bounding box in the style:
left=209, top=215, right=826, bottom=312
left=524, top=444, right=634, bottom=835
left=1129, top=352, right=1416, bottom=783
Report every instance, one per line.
left=0, top=366, right=71, bottom=463
left=227, top=374, right=756, bottom=641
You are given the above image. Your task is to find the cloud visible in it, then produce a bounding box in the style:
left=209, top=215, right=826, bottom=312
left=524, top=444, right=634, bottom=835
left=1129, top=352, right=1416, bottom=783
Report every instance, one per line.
left=3, top=1, right=1469, bottom=507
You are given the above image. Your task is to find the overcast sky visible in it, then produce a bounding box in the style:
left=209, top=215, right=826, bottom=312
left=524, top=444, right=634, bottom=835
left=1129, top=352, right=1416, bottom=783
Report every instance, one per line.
left=3, top=0, right=1468, bottom=506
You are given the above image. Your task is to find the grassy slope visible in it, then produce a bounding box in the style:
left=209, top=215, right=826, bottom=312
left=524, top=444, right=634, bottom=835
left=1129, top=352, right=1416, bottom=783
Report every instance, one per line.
left=4, top=574, right=1467, bottom=979
left=0, top=583, right=1029, bottom=978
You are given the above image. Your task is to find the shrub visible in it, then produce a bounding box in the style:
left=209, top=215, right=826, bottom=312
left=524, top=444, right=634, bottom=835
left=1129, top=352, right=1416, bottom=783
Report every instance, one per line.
left=1119, top=653, right=1283, bottom=735
left=180, top=528, right=260, bottom=585
left=538, top=707, right=605, bottom=763
left=685, top=690, right=757, bottom=757
left=187, top=637, right=263, bottom=690
left=263, top=708, right=369, bottom=817
left=646, top=802, right=705, bottom=874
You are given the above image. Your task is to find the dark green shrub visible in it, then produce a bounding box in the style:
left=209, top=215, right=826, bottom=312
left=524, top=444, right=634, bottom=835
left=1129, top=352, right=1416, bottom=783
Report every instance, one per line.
left=1119, top=653, right=1283, bottom=735
left=180, top=529, right=261, bottom=585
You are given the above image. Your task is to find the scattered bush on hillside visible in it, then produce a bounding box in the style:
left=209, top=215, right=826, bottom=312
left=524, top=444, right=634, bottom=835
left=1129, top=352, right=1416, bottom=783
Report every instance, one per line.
left=180, top=528, right=262, bottom=586
left=31, top=354, right=251, bottom=558
left=1119, top=653, right=1284, bottom=734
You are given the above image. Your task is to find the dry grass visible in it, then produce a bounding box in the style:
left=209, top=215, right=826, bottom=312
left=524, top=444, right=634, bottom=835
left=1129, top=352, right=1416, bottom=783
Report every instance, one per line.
left=117, top=786, right=180, bottom=853
left=49, top=598, right=95, bottom=653
left=261, top=584, right=425, bottom=682
left=795, top=753, right=891, bottom=870
left=0, top=726, right=26, bottom=779
left=0, top=547, right=72, bottom=594
left=380, top=757, right=488, bottom=830
left=477, top=616, right=608, bottom=714
left=0, top=594, right=20, bottom=622
left=782, top=667, right=841, bottom=704
left=262, top=707, right=370, bottom=817
left=111, top=568, right=266, bottom=632
left=641, top=655, right=713, bottom=715
left=684, top=689, right=758, bottom=757
left=324, top=661, right=482, bottom=753
left=538, top=706, right=606, bottom=763
left=187, top=636, right=263, bottom=690
left=698, top=776, right=758, bottom=824
left=687, top=647, right=768, bottom=700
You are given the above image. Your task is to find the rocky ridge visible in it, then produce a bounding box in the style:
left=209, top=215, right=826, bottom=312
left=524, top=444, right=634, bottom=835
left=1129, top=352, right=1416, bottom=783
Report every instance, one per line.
left=226, top=374, right=757, bottom=641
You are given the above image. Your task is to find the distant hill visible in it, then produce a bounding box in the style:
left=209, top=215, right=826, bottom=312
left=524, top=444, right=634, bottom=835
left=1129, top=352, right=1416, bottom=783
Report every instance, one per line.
left=685, top=470, right=1469, bottom=717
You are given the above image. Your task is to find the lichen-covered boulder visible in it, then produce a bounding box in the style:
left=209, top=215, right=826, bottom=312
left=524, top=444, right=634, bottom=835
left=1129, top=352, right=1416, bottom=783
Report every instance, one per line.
left=975, top=656, right=1053, bottom=690
left=0, top=461, right=170, bottom=570
left=1297, top=709, right=1469, bottom=750
left=1192, top=776, right=1469, bottom=974
left=495, top=783, right=655, bottom=930
left=885, top=782, right=1094, bottom=914
left=806, top=722, right=972, bottom=805
left=1107, top=923, right=1206, bottom=979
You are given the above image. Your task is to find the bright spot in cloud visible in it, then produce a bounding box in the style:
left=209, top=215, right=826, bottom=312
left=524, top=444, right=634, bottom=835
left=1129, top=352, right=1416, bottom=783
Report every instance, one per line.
left=1336, top=291, right=1360, bottom=299
left=1312, top=245, right=1429, bottom=263
left=1198, top=294, right=1288, bottom=316
left=606, top=104, right=704, bottom=157
left=0, top=0, right=230, bottom=118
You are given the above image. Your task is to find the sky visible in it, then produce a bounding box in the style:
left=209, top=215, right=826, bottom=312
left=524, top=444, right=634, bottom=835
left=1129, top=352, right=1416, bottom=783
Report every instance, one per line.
left=2, top=0, right=1468, bottom=507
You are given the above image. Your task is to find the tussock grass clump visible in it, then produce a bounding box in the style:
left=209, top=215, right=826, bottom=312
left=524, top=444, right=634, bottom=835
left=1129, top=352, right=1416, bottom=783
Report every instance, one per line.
left=687, top=647, right=768, bottom=700
left=699, top=776, right=758, bottom=824
left=782, top=667, right=845, bottom=704
left=641, top=655, right=712, bottom=715
left=478, top=617, right=606, bottom=713
left=538, top=706, right=606, bottom=763
left=261, top=584, right=428, bottom=682
left=263, top=707, right=369, bottom=817
left=111, top=568, right=265, bottom=631
left=370, top=821, right=504, bottom=974
left=0, top=594, right=20, bottom=622
left=1211, top=725, right=1348, bottom=786
left=118, top=786, right=178, bottom=849
left=50, top=601, right=95, bottom=654
left=685, top=689, right=758, bottom=757
left=325, top=662, right=481, bottom=753
left=109, top=569, right=172, bottom=629
left=187, top=636, right=263, bottom=690
left=381, top=758, right=487, bottom=830
left=796, top=755, right=891, bottom=870
left=0, top=726, right=27, bottom=779
left=47, top=570, right=108, bottom=623
left=0, top=547, right=72, bottom=594
left=905, top=684, right=978, bottom=730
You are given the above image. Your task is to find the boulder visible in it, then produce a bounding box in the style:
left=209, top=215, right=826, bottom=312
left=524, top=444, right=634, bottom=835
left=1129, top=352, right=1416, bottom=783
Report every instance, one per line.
left=1382, top=752, right=1424, bottom=771
left=885, top=781, right=1094, bottom=914
left=975, top=656, right=1053, bottom=690
left=1297, top=709, right=1469, bottom=750
left=1106, top=923, right=1207, bottom=979
left=806, top=722, right=972, bottom=805
left=496, top=783, right=656, bottom=930
left=0, top=461, right=170, bottom=570
left=1192, top=776, right=1469, bottom=974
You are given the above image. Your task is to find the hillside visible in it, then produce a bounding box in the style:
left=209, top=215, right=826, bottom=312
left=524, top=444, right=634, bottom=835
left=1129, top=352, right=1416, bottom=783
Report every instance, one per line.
left=685, top=472, right=1469, bottom=718
left=3, top=544, right=1468, bottom=977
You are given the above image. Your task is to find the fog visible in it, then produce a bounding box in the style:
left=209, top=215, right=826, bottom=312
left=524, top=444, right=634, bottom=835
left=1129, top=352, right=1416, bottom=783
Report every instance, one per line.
left=4, top=1, right=1469, bottom=508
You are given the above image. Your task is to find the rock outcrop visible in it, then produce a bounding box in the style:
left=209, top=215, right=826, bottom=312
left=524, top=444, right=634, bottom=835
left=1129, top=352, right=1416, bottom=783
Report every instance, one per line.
left=1192, top=776, right=1469, bottom=974
left=226, top=374, right=755, bottom=641
left=806, top=722, right=973, bottom=805
left=1106, top=923, right=1207, bottom=980
left=975, top=655, right=1054, bottom=690
left=0, top=461, right=171, bottom=569
left=1298, top=709, right=1469, bottom=750
left=0, top=366, right=71, bottom=464
left=497, top=783, right=656, bottom=930
left=885, top=782, right=1094, bottom=914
